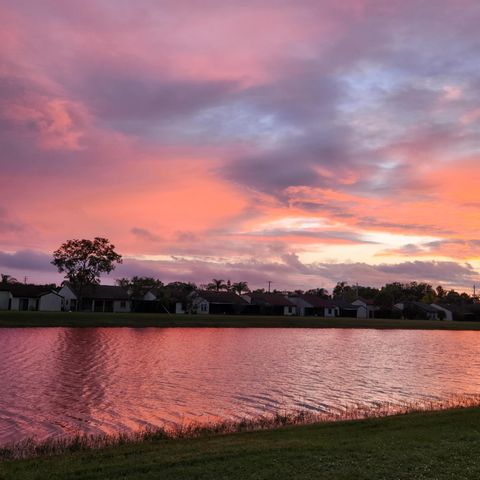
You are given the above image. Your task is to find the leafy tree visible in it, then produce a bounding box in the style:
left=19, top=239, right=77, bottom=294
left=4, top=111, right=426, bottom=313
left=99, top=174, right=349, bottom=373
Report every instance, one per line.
left=436, top=285, right=446, bottom=300
left=116, top=276, right=163, bottom=297
left=166, top=281, right=197, bottom=293
left=52, top=238, right=122, bottom=296
left=305, top=288, right=329, bottom=298
left=333, top=282, right=356, bottom=301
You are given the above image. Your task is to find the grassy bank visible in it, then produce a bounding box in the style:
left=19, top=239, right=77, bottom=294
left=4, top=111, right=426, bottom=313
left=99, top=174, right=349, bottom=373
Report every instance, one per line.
left=1, top=310, right=480, bottom=329
left=3, top=406, right=480, bottom=479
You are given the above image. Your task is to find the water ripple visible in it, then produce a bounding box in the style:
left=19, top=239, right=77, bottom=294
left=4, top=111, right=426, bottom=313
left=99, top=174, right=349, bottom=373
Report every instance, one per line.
left=1, top=327, right=480, bottom=445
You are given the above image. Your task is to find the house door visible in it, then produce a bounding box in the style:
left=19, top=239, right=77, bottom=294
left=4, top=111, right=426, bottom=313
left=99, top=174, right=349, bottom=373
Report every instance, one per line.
left=19, top=298, right=29, bottom=311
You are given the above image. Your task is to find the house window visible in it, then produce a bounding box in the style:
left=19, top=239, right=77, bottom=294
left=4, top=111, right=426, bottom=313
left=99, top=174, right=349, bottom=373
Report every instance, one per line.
left=120, top=301, right=126, bottom=308
left=200, top=303, right=208, bottom=312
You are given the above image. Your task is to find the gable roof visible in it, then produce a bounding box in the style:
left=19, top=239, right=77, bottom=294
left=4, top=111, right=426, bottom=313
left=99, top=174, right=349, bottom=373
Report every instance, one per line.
left=0, top=284, right=59, bottom=298
left=290, top=294, right=338, bottom=308
left=194, top=290, right=248, bottom=305
left=63, top=282, right=130, bottom=300
left=330, top=299, right=361, bottom=310
left=355, top=297, right=375, bottom=305
left=247, top=292, right=294, bottom=307
left=402, top=301, right=439, bottom=313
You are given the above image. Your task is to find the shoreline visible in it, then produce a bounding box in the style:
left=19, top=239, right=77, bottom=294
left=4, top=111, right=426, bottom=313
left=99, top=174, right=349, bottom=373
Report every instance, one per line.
left=2, top=394, right=480, bottom=461
left=2, top=311, right=480, bottom=330
left=3, top=401, right=480, bottom=479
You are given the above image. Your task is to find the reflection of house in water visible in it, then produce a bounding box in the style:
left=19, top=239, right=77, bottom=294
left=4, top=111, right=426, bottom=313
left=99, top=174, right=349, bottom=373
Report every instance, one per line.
left=0, top=284, right=63, bottom=311
left=58, top=282, right=131, bottom=312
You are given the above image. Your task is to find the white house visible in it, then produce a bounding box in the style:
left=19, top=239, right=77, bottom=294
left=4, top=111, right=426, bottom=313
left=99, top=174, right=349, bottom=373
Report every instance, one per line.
left=394, top=301, right=439, bottom=320
left=352, top=298, right=379, bottom=319
left=242, top=292, right=296, bottom=316
left=430, top=304, right=453, bottom=321
left=190, top=290, right=248, bottom=314
left=287, top=294, right=339, bottom=317
left=0, top=285, right=63, bottom=311
left=58, top=283, right=132, bottom=312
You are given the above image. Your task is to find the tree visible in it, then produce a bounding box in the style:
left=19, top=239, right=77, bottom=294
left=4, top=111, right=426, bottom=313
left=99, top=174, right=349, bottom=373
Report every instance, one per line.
left=305, top=288, right=329, bottom=298
left=1, top=274, right=18, bottom=285
left=52, top=238, right=122, bottom=295
left=206, top=278, right=227, bottom=291
left=232, top=281, right=249, bottom=295
left=116, top=276, right=163, bottom=297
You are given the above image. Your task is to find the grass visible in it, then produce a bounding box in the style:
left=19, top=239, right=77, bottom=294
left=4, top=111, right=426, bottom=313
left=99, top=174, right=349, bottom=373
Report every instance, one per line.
left=1, top=311, right=480, bottom=330
left=3, top=401, right=480, bottom=479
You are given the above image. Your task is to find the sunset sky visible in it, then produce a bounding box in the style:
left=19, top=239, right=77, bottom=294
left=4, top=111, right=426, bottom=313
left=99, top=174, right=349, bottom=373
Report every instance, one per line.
left=1, top=0, right=480, bottom=292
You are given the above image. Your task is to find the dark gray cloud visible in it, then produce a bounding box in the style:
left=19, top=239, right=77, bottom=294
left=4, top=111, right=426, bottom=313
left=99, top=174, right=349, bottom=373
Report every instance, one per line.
left=0, top=250, right=54, bottom=272
left=71, top=69, right=239, bottom=131
left=112, top=255, right=479, bottom=291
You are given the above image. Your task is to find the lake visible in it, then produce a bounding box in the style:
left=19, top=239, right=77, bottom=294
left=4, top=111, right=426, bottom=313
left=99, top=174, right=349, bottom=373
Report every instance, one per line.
left=1, top=327, right=480, bottom=446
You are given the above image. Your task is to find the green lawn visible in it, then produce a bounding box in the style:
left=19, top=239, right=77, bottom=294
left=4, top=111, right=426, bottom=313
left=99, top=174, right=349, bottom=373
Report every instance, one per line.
left=2, top=407, right=480, bottom=479
left=1, top=310, right=480, bottom=330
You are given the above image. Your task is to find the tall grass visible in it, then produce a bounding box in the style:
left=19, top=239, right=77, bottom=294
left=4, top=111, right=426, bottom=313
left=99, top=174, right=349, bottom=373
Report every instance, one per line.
left=3, top=394, right=480, bottom=461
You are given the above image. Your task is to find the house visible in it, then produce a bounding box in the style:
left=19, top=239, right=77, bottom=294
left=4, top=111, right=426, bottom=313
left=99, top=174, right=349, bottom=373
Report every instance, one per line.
left=190, top=290, right=249, bottom=314
left=0, top=284, right=63, bottom=311
left=352, top=298, right=379, bottom=319
left=393, top=301, right=439, bottom=320
left=430, top=304, right=454, bottom=321
left=58, top=283, right=132, bottom=312
left=134, top=288, right=189, bottom=314
left=242, top=292, right=296, bottom=316
left=431, top=303, right=480, bottom=322
left=330, top=299, right=362, bottom=318
left=287, top=294, right=340, bottom=317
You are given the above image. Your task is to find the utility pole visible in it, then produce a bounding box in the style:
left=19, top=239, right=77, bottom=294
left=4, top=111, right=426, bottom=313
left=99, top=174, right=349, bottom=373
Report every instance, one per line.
left=268, top=281, right=272, bottom=293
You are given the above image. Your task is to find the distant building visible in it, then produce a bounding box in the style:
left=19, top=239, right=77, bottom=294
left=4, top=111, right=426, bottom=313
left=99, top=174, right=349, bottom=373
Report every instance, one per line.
left=352, top=298, right=379, bottom=319
left=190, top=290, right=249, bottom=314
left=329, top=299, right=363, bottom=318
left=58, top=283, right=131, bottom=312
left=0, top=284, right=63, bottom=311
left=287, top=294, right=340, bottom=317
left=242, top=292, right=296, bottom=316
left=430, top=304, right=453, bottom=321
left=393, top=301, right=439, bottom=320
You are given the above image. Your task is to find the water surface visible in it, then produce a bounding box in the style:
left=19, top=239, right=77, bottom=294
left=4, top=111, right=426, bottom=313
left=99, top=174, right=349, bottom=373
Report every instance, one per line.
left=1, top=327, right=480, bottom=445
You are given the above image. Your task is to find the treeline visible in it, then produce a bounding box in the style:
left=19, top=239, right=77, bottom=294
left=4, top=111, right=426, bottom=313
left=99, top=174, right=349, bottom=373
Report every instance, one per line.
left=2, top=272, right=477, bottom=308
left=330, top=282, right=476, bottom=307
left=115, top=276, right=478, bottom=307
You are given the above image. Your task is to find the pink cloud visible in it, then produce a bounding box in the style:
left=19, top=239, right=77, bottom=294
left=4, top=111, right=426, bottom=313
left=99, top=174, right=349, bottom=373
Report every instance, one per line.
left=2, top=0, right=480, bottom=289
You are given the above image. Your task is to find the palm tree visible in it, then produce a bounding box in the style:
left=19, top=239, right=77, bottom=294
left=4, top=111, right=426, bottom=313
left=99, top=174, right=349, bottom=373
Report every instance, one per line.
left=232, top=281, right=249, bottom=295
left=1, top=274, right=18, bottom=285
left=207, top=278, right=227, bottom=291
left=306, top=287, right=329, bottom=298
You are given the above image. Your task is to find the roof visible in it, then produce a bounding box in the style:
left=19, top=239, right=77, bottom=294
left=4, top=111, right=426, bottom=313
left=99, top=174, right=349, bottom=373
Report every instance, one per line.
left=407, top=301, right=439, bottom=313
left=330, top=299, right=361, bottom=310
left=355, top=297, right=375, bottom=305
left=290, top=294, right=338, bottom=308
left=247, top=292, right=294, bottom=307
left=63, top=282, right=130, bottom=300
left=194, top=290, right=248, bottom=305
left=0, top=284, right=58, bottom=298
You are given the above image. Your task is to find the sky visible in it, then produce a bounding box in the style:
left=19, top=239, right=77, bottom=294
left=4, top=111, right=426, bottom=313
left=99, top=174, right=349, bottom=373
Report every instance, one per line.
left=1, top=0, right=480, bottom=292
